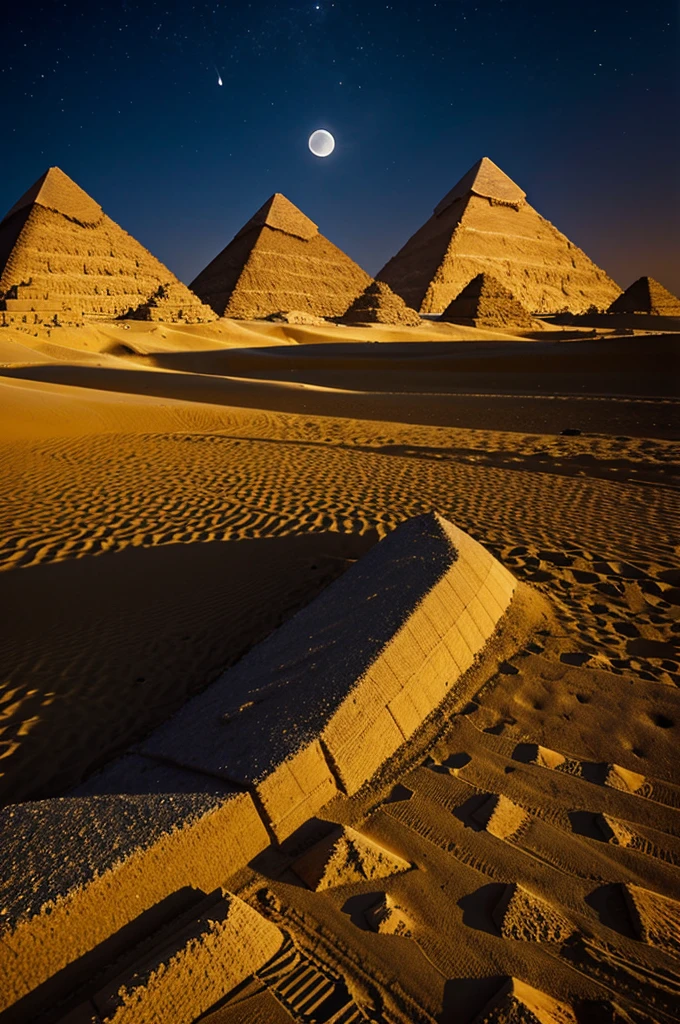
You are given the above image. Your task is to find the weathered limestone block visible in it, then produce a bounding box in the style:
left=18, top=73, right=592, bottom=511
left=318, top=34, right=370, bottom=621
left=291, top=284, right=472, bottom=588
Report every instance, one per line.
left=142, top=512, right=516, bottom=839
left=0, top=760, right=268, bottom=1012
left=92, top=891, right=282, bottom=1024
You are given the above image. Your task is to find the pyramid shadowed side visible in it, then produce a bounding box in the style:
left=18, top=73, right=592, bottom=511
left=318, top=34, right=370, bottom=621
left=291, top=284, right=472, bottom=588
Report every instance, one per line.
left=190, top=193, right=372, bottom=319
left=0, top=167, right=216, bottom=323
left=377, top=157, right=621, bottom=315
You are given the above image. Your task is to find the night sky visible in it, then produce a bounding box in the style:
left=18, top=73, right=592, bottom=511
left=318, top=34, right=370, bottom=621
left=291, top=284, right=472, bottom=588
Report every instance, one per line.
left=3, top=1, right=678, bottom=292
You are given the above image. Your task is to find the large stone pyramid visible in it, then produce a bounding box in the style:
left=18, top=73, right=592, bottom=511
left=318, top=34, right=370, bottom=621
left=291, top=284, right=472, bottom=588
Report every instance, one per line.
left=377, top=157, right=621, bottom=315
left=190, top=192, right=372, bottom=320
left=0, top=167, right=216, bottom=323
left=340, top=280, right=422, bottom=325
left=440, top=272, right=536, bottom=328
left=608, top=276, right=680, bottom=316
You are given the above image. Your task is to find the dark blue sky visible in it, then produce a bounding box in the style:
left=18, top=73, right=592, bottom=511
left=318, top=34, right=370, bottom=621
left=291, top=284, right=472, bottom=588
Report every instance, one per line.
left=3, top=1, right=678, bottom=291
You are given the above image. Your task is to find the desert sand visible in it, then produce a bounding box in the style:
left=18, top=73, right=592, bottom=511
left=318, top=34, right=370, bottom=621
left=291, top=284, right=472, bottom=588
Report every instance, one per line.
left=0, top=302, right=679, bottom=1024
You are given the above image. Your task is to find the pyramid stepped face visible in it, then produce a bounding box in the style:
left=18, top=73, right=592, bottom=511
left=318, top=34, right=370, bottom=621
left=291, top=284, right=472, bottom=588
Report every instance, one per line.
left=190, top=192, right=372, bottom=320
left=340, top=280, right=422, bottom=326
left=377, top=157, right=622, bottom=315
left=441, top=272, right=536, bottom=328
left=608, top=276, right=680, bottom=316
left=0, top=167, right=216, bottom=323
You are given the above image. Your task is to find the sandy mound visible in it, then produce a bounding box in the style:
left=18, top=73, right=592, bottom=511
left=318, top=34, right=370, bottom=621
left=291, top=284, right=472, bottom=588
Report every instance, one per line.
left=622, top=883, right=680, bottom=956
left=597, top=814, right=637, bottom=847
left=190, top=193, right=372, bottom=320
left=493, top=884, right=574, bottom=943
left=608, top=276, right=680, bottom=316
left=377, top=156, right=621, bottom=314
left=472, top=794, right=529, bottom=839
left=472, top=978, right=577, bottom=1024
left=605, top=763, right=651, bottom=796
left=0, top=167, right=215, bottom=325
left=364, top=893, right=413, bottom=937
left=293, top=826, right=410, bottom=891
left=339, top=281, right=422, bottom=326
left=440, top=273, right=538, bottom=329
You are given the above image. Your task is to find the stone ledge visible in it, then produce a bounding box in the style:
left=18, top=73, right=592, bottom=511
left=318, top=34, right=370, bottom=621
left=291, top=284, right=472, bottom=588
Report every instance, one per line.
left=0, top=512, right=517, bottom=1015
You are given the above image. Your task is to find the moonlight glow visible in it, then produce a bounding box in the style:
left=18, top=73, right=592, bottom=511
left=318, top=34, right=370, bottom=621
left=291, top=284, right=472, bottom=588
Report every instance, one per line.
left=309, top=129, right=335, bottom=158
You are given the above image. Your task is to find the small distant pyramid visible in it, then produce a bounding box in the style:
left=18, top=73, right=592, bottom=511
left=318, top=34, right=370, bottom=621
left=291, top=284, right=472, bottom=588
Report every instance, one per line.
left=190, top=193, right=372, bottom=320
left=608, top=276, right=680, bottom=316
left=293, top=826, right=410, bottom=892
left=440, top=273, right=536, bottom=329
left=377, top=156, right=621, bottom=315
left=472, top=978, right=577, bottom=1024
left=340, top=280, right=422, bottom=326
left=0, top=167, right=216, bottom=324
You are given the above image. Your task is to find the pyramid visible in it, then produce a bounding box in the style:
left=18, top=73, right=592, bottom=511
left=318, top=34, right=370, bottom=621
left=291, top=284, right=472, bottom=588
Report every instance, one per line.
left=292, top=825, right=410, bottom=891
left=440, top=273, right=537, bottom=328
left=608, top=276, right=680, bottom=316
left=377, top=156, right=621, bottom=315
left=190, top=192, right=372, bottom=320
left=0, top=167, right=216, bottom=324
left=339, top=280, right=422, bottom=326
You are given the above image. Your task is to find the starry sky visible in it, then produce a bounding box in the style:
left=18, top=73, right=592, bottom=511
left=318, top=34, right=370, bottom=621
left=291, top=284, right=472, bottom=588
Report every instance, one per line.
left=3, top=1, right=679, bottom=292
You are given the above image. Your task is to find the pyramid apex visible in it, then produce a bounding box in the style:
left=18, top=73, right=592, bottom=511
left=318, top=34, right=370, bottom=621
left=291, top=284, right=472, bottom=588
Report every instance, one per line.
left=434, top=156, right=526, bottom=216
left=234, top=192, right=318, bottom=242
left=2, top=166, right=103, bottom=226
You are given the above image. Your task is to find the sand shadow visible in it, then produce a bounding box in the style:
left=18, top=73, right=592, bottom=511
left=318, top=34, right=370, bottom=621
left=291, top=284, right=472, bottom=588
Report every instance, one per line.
left=585, top=883, right=636, bottom=939
left=440, top=975, right=509, bottom=1023
left=341, top=892, right=385, bottom=931
left=0, top=529, right=378, bottom=806
left=457, top=883, right=507, bottom=935
left=569, top=810, right=608, bottom=841
left=452, top=793, right=493, bottom=830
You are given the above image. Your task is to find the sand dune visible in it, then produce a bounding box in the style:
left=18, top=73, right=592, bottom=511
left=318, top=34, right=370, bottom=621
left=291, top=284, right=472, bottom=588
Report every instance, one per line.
left=0, top=315, right=678, bottom=1023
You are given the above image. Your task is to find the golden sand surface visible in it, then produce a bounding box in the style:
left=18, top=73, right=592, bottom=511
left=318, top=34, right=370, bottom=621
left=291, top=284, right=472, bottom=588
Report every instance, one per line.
left=0, top=315, right=679, bottom=1023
